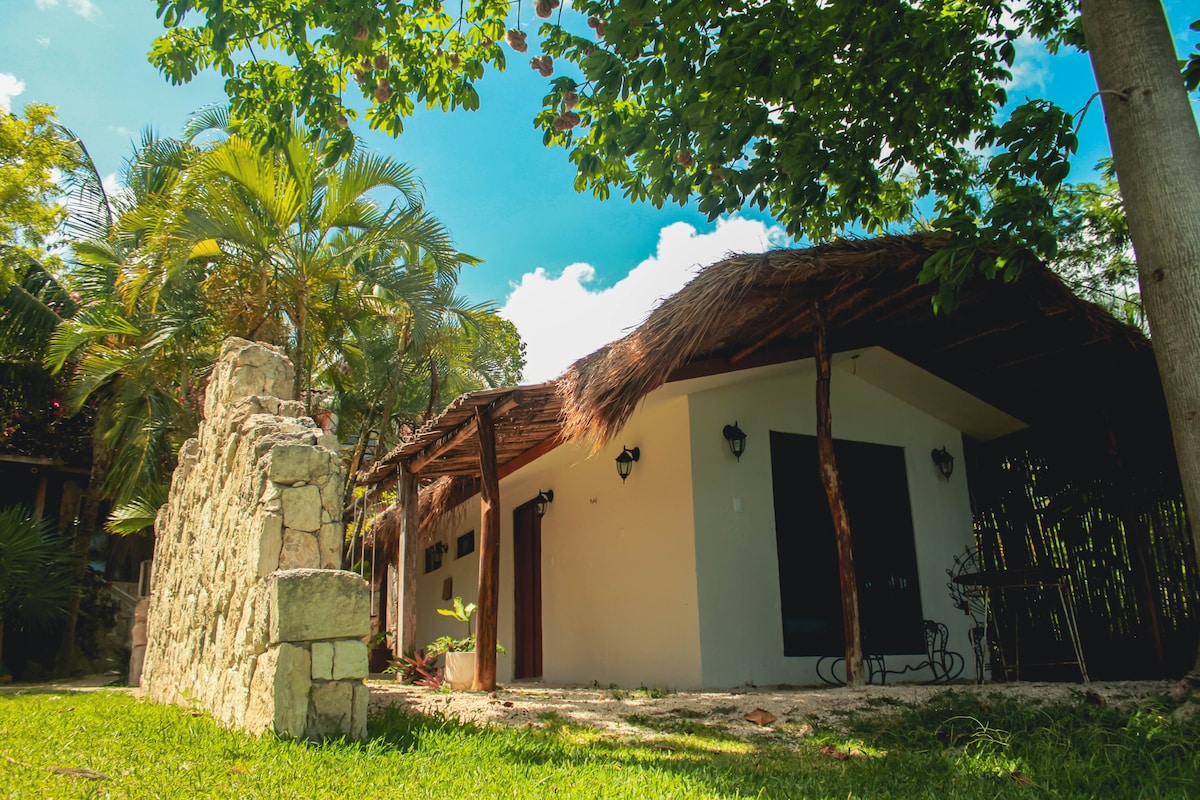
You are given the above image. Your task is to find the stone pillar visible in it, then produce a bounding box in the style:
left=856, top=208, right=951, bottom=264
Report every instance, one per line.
left=141, top=338, right=369, bottom=740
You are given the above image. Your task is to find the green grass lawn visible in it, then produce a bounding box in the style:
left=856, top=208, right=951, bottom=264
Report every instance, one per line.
left=1, top=688, right=1197, bottom=799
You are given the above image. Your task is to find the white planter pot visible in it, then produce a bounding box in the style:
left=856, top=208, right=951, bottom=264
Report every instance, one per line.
left=444, top=651, right=476, bottom=691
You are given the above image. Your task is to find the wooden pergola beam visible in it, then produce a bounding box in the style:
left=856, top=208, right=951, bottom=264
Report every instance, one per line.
left=396, top=464, right=419, bottom=658
left=473, top=405, right=501, bottom=691
left=409, top=392, right=523, bottom=475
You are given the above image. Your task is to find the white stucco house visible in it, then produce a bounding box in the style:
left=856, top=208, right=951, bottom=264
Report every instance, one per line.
left=358, top=234, right=1159, bottom=690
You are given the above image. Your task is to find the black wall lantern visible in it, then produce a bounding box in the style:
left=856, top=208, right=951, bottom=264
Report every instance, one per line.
left=723, top=422, right=748, bottom=461
left=931, top=446, right=955, bottom=480
left=535, top=489, right=554, bottom=518
left=615, top=446, right=640, bottom=482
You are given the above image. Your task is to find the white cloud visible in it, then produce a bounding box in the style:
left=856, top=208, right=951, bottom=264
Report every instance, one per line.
left=1006, top=34, right=1051, bottom=94
left=36, top=36, right=51, bottom=47
left=501, top=217, right=787, bottom=383
left=35, top=0, right=98, bottom=20
left=0, top=73, right=25, bottom=112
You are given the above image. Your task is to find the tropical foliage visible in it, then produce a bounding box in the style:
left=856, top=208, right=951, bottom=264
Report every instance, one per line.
left=7, top=110, right=521, bottom=536
left=0, top=104, right=76, bottom=266
left=0, top=506, right=74, bottom=670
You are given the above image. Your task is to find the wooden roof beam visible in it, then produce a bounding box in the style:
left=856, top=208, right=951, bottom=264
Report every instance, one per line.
left=409, top=392, right=523, bottom=474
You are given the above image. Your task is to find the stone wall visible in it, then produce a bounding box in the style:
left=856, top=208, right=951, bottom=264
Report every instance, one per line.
left=141, top=338, right=370, bottom=740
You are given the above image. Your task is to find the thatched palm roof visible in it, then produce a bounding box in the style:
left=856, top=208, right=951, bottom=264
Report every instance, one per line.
left=558, top=233, right=1153, bottom=446
left=362, top=233, right=1163, bottom=501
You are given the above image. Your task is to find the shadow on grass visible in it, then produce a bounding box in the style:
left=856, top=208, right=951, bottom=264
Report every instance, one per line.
left=363, top=689, right=1200, bottom=800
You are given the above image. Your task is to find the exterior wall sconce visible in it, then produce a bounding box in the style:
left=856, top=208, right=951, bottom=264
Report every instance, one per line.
left=931, top=446, right=955, bottom=480
left=615, top=446, right=640, bottom=482
left=535, top=490, right=554, bottom=518
left=723, top=422, right=748, bottom=461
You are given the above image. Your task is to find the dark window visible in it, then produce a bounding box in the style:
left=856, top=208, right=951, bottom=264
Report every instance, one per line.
left=456, top=530, right=475, bottom=559
left=424, top=542, right=447, bottom=573
left=770, top=431, right=924, bottom=656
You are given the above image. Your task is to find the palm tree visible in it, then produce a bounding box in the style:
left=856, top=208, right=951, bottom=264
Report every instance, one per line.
left=46, top=128, right=214, bottom=532
left=153, top=117, right=468, bottom=410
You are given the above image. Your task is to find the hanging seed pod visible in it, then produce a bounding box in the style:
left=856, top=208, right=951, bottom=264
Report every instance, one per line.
left=674, top=149, right=694, bottom=167
left=530, top=55, right=554, bottom=78
left=563, top=90, right=578, bottom=111
left=375, top=85, right=392, bottom=102
left=449, top=53, right=461, bottom=69
left=374, top=54, right=389, bottom=70
left=337, top=114, right=349, bottom=129
left=353, top=23, right=370, bottom=41
left=506, top=29, right=528, bottom=53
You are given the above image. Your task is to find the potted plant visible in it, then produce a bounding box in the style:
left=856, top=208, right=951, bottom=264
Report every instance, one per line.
left=428, top=597, right=504, bottom=690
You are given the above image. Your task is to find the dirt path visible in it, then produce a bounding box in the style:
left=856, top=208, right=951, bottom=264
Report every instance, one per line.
left=367, top=679, right=1177, bottom=737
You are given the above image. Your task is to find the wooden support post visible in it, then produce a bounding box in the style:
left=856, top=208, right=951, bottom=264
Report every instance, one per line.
left=474, top=406, right=501, bottom=691
left=397, top=464, right=419, bottom=658
left=813, top=298, right=865, bottom=688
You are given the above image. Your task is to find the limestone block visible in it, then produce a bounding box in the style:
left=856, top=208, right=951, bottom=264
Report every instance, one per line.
left=279, top=529, right=320, bottom=569
left=308, top=681, right=353, bottom=738
left=260, top=483, right=284, bottom=514
left=244, top=643, right=311, bottom=738
left=351, top=684, right=369, bottom=740
left=311, top=642, right=334, bottom=680
left=314, top=429, right=339, bottom=453
left=318, top=523, right=343, bottom=570
left=268, top=444, right=333, bottom=485
left=204, top=339, right=293, bottom=421
left=256, top=513, right=283, bottom=577
left=269, top=569, right=369, bottom=643
left=282, top=485, right=322, bottom=532
left=318, top=478, right=344, bottom=520
left=332, top=641, right=368, bottom=680
left=278, top=400, right=307, bottom=419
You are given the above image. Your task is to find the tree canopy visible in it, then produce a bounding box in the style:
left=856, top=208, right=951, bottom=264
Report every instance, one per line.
left=0, top=104, right=78, bottom=275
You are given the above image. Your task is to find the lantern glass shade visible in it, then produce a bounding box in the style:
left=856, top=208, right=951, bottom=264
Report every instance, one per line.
left=615, top=446, right=640, bottom=482
left=723, top=422, right=747, bottom=461
left=535, top=490, right=554, bottom=518
left=931, top=446, right=954, bottom=480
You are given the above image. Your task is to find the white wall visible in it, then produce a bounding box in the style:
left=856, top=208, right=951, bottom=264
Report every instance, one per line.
left=416, top=349, right=986, bottom=690
left=687, top=356, right=978, bottom=687
left=415, top=394, right=704, bottom=689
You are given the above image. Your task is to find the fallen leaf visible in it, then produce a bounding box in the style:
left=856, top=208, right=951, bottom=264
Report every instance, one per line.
left=744, top=708, right=777, bottom=726
left=1011, top=769, right=1033, bottom=785
left=819, top=745, right=850, bottom=761
left=503, top=701, right=514, bottom=707
left=50, top=766, right=108, bottom=780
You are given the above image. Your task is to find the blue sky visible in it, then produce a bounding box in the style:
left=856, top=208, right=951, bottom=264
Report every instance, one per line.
left=1, top=1, right=1197, bottom=380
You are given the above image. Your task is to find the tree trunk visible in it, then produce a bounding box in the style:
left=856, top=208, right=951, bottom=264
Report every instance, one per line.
left=1080, top=0, right=1200, bottom=676
left=812, top=299, right=865, bottom=687
left=473, top=406, right=501, bottom=691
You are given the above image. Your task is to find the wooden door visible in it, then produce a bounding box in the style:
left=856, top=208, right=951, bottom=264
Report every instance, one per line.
left=513, top=499, right=542, bottom=679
